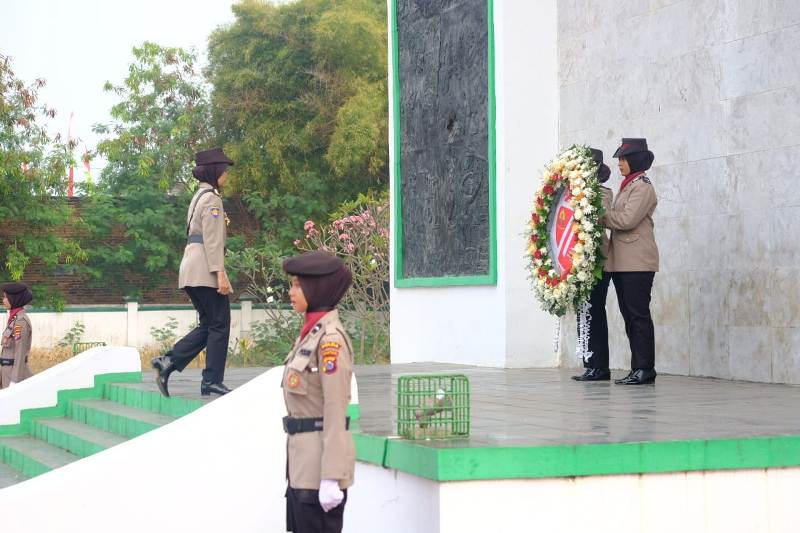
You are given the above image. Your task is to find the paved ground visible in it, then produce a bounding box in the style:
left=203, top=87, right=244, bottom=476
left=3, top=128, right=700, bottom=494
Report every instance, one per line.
left=158, top=364, right=800, bottom=448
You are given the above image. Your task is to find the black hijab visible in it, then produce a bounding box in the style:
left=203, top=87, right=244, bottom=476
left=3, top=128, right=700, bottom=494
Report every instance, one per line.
left=192, top=163, right=229, bottom=190
left=625, top=151, right=654, bottom=173
left=298, top=266, right=353, bottom=312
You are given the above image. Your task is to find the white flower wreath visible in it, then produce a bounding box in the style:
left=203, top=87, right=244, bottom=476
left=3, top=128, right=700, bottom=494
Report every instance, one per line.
left=525, top=145, right=606, bottom=318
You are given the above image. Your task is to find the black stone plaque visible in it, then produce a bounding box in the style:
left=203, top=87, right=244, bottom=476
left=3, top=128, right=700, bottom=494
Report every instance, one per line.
left=397, top=0, right=490, bottom=279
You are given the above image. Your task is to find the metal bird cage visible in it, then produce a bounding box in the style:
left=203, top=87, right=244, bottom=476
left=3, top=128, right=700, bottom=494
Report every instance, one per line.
left=396, top=374, right=470, bottom=439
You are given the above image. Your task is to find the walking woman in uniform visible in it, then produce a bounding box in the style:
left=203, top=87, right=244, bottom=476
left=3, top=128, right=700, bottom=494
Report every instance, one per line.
left=1, top=282, right=33, bottom=388
left=152, top=148, right=234, bottom=397
left=572, top=149, right=614, bottom=381
left=603, top=138, right=659, bottom=385
left=281, top=251, right=355, bottom=533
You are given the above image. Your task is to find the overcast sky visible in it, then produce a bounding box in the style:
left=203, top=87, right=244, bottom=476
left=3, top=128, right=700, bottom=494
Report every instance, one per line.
left=1, top=0, right=248, bottom=172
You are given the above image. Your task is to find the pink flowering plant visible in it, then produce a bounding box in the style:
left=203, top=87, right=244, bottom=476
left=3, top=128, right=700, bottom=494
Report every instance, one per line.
left=295, top=192, right=389, bottom=363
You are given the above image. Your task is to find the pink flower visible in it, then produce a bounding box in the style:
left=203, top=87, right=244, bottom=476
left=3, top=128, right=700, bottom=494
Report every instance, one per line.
left=303, top=220, right=315, bottom=232
left=293, top=239, right=300, bottom=247
left=346, top=243, right=355, bottom=252
left=339, top=233, right=350, bottom=240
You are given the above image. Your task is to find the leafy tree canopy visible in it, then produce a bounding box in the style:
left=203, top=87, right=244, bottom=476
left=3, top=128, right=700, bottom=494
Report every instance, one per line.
left=0, top=52, right=84, bottom=307
left=206, top=0, right=388, bottom=250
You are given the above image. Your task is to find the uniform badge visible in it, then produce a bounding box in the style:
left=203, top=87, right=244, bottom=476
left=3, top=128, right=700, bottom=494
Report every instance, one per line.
left=300, top=349, right=312, bottom=356
left=320, top=342, right=341, bottom=375
left=287, top=372, right=301, bottom=389
left=641, top=176, right=651, bottom=184
left=224, top=213, right=230, bottom=226
left=211, top=207, right=221, bottom=218
left=13, top=324, right=22, bottom=340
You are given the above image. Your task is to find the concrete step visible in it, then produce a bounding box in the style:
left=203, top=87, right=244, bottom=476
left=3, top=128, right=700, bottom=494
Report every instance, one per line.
left=0, top=435, right=81, bottom=479
left=104, top=382, right=205, bottom=418
left=67, top=399, right=176, bottom=439
left=30, top=417, right=128, bottom=458
left=0, top=461, right=26, bottom=489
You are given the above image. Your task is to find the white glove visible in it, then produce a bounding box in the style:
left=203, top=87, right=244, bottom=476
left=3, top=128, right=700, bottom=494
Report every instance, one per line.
left=318, top=479, right=344, bottom=512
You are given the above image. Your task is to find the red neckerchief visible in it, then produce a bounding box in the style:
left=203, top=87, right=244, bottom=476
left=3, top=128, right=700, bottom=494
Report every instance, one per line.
left=6, top=307, right=23, bottom=327
left=619, top=171, right=645, bottom=193
left=300, top=311, right=328, bottom=341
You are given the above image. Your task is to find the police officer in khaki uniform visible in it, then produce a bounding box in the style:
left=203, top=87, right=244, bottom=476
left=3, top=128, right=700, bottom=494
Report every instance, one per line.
left=152, top=148, right=235, bottom=397
left=604, top=138, right=659, bottom=385
left=573, top=149, right=614, bottom=381
left=281, top=251, right=355, bottom=533
left=1, top=282, right=34, bottom=388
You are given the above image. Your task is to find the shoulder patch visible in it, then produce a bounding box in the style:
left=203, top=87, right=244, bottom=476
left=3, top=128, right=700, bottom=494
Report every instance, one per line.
left=210, top=206, right=221, bottom=218
left=320, top=341, right=341, bottom=375
left=13, top=324, right=22, bottom=340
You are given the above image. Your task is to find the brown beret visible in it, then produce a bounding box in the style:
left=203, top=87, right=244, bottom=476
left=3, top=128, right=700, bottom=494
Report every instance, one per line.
left=283, top=251, right=344, bottom=276
left=1, top=282, right=29, bottom=295
left=195, top=147, right=234, bottom=166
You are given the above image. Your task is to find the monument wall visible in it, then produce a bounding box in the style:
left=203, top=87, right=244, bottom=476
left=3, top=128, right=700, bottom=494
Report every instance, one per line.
left=557, top=1, right=800, bottom=382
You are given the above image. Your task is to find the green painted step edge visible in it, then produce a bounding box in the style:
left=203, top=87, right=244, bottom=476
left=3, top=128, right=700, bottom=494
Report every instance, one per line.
left=29, top=420, right=109, bottom=459
left=103, top=383, right=361, bottom=420
left=104, top=384, right=204, bottom=418
left=352, top=433, right=800, bottom=482
left=0, top=443, right=52, bottom=479
left=65, top=401, right=162, bottom=439
left=0, top=372, right=142, bottom=437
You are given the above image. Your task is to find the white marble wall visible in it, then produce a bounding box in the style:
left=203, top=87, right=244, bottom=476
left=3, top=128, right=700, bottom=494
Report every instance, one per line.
left=557, top=0, right=800, bottom=382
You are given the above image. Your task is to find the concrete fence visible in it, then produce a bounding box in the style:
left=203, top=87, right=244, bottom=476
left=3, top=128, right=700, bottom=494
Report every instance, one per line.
left=6, top=299, right=288, bottom=350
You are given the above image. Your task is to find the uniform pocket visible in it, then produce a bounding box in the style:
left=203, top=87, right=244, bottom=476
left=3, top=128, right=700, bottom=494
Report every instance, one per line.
left=284, top=369, right=309, bottom=395
left=619, top=233, right=640, bottom=244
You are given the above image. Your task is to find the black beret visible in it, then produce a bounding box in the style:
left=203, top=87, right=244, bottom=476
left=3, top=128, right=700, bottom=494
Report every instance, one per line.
left=612, top=138, right=651, bottom=158
left=590, top=148, right=603, bottom=165
left=1, top=282, right=29, bottom=295
left=283, top=251, right=344, bottom=276
left=195, top=147, right=234, bottom=166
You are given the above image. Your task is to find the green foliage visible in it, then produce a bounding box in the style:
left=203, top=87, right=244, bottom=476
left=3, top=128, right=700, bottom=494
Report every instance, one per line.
left=58, top=321, right=85, bottom=348
left=150, top=316, right=179, bottom=352
left=206, top=0, right=389, bottom=251
left=82, top=43, right=211, bottom=291
left=0, top=54, right=85, bottom=287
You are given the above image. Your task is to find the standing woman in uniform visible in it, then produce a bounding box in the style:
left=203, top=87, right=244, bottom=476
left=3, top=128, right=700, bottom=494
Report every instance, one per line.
left=1, top=282, right=34, bottom=388
left=281, top=251, right=355, bottom=533
left=152, top=148, right=234, bottom=397
left=604, top=138, right=659, bottom=385
left=572, top=149, right=614, bottom=381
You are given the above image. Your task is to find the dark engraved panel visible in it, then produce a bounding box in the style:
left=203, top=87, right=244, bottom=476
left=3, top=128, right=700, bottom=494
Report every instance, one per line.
left=397, top=0, right=490, bottom=278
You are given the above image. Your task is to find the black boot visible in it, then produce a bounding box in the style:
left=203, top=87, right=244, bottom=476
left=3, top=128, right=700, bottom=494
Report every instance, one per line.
left=151, top=355, right=175, bottom=397
left=201, top=381, right=232, bottom=396
left=571, top=368, right=611, bottom=381
left=615, top=368, right=657, bottom=385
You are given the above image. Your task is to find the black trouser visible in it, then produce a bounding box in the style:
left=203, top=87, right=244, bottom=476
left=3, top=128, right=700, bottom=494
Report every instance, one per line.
left=286, top=487, right=347, bottom=533
left=579, top=272, right=611, bottom=369
left=611, top=272, right=656, bottom=371
left=167, top=286, right=230, bottom=383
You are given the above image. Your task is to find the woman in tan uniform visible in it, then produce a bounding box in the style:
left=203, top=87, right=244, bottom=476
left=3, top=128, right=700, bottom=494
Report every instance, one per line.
left=152, top=147, right=234, bottom=397
left=1, top=282, right=33, bottom=388
left=604, top=138, right=659, bottom=385
left=281, top=251, right=355, bottom=533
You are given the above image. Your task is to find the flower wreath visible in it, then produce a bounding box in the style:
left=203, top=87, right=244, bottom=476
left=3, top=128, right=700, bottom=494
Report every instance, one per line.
left=526, top=145, right=606, bottom=319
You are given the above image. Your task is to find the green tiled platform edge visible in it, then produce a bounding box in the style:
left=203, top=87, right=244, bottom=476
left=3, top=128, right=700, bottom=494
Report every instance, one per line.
left=352, top=433, right=800, bottom=482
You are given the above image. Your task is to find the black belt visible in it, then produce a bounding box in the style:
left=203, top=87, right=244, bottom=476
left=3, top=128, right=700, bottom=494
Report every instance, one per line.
left=187, top=234, right=203, bottom=244
left=282, top=416, right=350, bottom=435
left=0, top=358, right=13, bottom=366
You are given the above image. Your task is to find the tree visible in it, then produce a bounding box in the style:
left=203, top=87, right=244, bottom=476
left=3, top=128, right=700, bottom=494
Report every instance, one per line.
left=0, top=52, right=85, bottom=307
left=82, top=43, right=212, bottom=295
left=206, top=0, right=388, bottom=251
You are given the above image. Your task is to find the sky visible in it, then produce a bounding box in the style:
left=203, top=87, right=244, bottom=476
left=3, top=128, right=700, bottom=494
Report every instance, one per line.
left=0, top=0, right=248, bottom=174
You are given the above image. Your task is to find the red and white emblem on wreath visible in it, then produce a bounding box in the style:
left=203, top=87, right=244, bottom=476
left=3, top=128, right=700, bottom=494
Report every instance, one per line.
left=549, top=188, right=578, bottom=277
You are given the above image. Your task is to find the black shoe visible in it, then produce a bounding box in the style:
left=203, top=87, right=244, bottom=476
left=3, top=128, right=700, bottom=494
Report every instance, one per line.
left=571, top=368, right=611, bottom=381
left=151, top=355, right=175, bottom=397
left=615, top=368, right=657, bottom=385
left=201, top=381, right=232, bottom=396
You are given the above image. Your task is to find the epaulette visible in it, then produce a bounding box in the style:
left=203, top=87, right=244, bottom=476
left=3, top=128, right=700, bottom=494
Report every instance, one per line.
left=634, top=175, right=651, bottom=185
